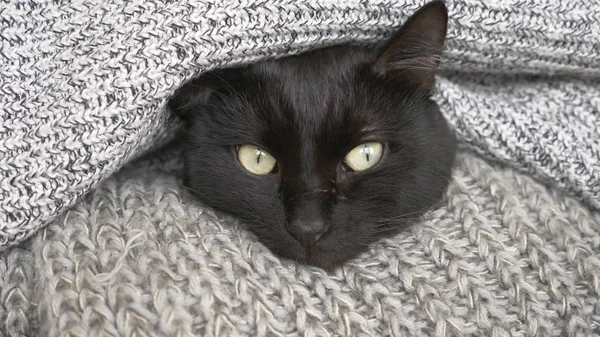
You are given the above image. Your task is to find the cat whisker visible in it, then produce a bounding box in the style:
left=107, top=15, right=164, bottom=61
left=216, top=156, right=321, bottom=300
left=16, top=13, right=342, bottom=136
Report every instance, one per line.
left=181, top=185, right=207, bottom=198
left=376, top=215, right=421, bottom=223
left=375, top=216, right=421, bottom=228
left=375, top=211, right=424, bottom=222
left=374, top=220, right=419, bottom=230
left=362, top=228, right=404, bottom=243
left=370, top=226, right=402, bottom=234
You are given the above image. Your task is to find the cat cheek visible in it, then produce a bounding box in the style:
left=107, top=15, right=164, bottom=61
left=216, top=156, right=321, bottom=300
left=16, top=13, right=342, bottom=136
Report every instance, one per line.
left=331, top=174, right=357, bottom=200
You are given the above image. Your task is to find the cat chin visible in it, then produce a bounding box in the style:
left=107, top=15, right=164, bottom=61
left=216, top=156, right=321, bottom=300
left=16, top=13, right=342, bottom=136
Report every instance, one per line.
left=264, top=235, right=369, bottom=271
left=284, top=248, right=354, bottom=271
left=303, top=255, right=343, bottom=272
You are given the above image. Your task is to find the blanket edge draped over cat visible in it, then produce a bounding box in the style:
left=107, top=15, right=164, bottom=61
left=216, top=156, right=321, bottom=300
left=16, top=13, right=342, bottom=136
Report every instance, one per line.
left=1, top=0, right=599, bottom=251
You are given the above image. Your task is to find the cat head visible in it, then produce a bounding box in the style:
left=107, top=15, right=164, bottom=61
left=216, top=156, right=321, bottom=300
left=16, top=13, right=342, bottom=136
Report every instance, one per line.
left=169, top=0, right=456, bottom=270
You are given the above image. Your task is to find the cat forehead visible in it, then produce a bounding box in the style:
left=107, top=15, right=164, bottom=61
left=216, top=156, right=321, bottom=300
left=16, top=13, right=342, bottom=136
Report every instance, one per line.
left=250, top=47, right=374, bottom=93
left=256, top=46, right=374, bottom=77
left=200, top=46, right=424, bottom=145
left=237, top=47, right=376, bottom=118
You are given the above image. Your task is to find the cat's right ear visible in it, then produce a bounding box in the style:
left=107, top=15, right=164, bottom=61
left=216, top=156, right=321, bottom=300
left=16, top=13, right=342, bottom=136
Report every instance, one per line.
left=373, top=0, right=448, bottom=93
left=168, top=71, right=226, bottom=122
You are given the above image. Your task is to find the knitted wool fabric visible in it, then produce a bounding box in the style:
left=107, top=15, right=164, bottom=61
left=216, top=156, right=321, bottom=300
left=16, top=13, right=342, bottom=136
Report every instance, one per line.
left=1, top=149, right=599, bottom=337
left=1, top=0, right=599, bottom=250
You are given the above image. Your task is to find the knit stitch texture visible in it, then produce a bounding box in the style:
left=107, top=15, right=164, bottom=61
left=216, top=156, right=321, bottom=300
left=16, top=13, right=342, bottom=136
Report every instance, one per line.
left=1, top=149, right=599, bottom=337
left=1, top=0, right=599, bottom=250
left=1, top=1, right=600, bottom=336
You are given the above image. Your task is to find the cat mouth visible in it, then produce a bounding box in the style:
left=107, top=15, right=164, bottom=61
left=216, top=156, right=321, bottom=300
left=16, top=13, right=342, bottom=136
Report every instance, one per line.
left=302, top=248, right=348, bottom=271
left=271, top=235, right=340, bottom=270
left=295, top=240, right=354, bottom=271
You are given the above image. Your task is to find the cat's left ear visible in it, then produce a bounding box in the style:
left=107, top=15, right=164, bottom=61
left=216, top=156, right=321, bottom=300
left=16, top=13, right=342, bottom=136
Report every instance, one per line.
left=168, top=71, right=228, bottom=122
left=373, top=0, right=448, bottom=93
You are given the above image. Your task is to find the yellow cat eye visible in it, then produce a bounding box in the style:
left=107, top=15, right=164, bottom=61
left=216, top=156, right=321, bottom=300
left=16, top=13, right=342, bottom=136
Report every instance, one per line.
left=344, top=142, right=383, bottom=171
left=238, top=144, right=277, bottom=175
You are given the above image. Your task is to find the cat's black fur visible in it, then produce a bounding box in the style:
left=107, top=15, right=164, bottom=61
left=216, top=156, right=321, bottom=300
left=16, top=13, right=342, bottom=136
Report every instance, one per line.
left=169, top=0, right=456, bottom=269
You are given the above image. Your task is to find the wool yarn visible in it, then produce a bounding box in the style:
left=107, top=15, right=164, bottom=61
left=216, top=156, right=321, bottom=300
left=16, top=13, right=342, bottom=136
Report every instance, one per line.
left=1, top=0, right=599, bottom=250
left=1, top=149, right=598, bottom=336
left=1, top=1, right=600, bottom=335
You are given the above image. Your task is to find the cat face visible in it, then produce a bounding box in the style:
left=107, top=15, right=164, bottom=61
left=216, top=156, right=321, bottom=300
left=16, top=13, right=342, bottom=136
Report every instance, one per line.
left=169, top=0, right=456, bottom=269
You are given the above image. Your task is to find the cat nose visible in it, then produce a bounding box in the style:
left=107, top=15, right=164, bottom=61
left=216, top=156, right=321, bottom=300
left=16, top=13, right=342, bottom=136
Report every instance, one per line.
left=288, top=219, right=327, bottom=246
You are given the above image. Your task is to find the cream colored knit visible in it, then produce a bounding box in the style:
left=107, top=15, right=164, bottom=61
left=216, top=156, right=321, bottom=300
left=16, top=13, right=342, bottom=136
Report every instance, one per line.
left=1, top=149, right=599, bottom=336
left=1, top=0, right=599, bottom=250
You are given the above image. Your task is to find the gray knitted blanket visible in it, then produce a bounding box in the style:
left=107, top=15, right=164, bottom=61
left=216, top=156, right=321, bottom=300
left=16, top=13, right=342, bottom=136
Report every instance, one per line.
left=2, top=149, right=600, bottom=336
left=1, top=0, right=600, bottom=336
left=1, top=0, right=600, bottom=250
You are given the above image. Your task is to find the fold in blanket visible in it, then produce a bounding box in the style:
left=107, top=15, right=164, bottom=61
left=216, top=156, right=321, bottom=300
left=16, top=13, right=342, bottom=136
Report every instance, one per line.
left=1, top=0, right=599, bottom=250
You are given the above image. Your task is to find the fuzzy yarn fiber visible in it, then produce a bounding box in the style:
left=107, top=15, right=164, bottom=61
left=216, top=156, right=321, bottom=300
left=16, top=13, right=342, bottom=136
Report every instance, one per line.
left=1, top=149, right=600, bottom=336
left=1, top=0, right=599, bottom=336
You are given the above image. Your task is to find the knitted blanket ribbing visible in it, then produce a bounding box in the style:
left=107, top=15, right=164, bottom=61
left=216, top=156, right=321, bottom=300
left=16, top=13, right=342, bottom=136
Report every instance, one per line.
left=1, top=0, right=599, bottom=250
left=2, top=2, right=600, bottom=334
left=1, top=149, right=599, bottom=336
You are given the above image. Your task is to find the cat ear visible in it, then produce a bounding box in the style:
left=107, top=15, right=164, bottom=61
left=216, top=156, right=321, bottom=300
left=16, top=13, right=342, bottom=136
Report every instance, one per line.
left=373, top=0, right=448, bottom=93
left=168, top=71, right=227, bottom=122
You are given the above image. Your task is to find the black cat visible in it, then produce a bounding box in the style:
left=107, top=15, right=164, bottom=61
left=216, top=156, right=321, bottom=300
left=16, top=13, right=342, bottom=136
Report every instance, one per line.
left=169, top=0, right=456, bottom=270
